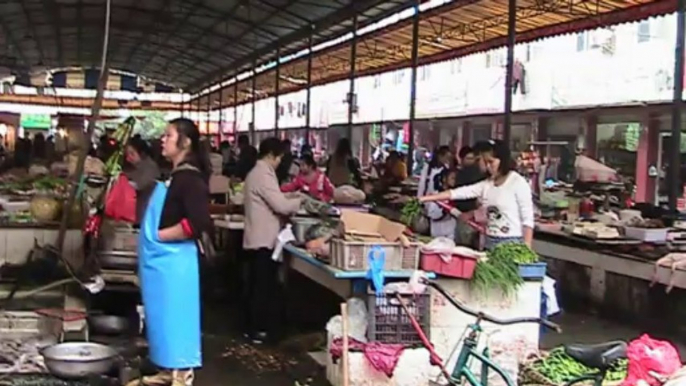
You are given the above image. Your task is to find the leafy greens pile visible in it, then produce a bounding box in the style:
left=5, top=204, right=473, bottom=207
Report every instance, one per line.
left=531, top=347, right=628, bottom=384
left=471, top=242, right=539, bottom=296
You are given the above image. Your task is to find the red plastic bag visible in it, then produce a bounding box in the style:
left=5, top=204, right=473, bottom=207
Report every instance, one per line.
left=622, top=334, right=681, bottom=386
left=104, top=174, right=137, bottom=223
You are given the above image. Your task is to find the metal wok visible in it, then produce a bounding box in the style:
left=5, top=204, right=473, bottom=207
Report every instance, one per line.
left=41, top=342, right=119, bottom=379
left=87, top=314, right=131, bottom=336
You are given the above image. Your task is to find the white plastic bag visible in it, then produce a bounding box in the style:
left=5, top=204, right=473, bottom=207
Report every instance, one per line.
left=325, top=297, right=368, bottom=342
left=420, top=237, right=456, bottom=262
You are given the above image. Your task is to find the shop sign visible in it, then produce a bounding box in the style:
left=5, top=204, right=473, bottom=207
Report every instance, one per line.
left=20, top=114, right=51, bottom=130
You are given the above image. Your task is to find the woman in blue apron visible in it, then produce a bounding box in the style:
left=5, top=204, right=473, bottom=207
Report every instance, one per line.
left=136, top=118, right=212, bottom=386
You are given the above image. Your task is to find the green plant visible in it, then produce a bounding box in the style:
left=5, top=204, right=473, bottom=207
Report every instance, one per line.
left=400, top=198, right=422, bottom=225
left=472, top=249, right=523, bottom=296
left=489, top=242, right=539, bottom=264
left=531, top=347, right=628, bottom=384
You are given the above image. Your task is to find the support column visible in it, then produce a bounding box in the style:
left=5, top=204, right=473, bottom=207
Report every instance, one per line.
left=205, top=93, right=211, bottom=141
left=196, top=97, right=201, bottom=127
left=251, top=63, right=257, bottom=145
left=346, top=14, right=358, bottom=140
left=407, top=0, right=420, bottom=173
left=275, top=48, right=280, bottom=135
left=502, top=0, right=517, bottom=146
left=581, top=115, right=598, bottom=158
left=305, top=33, right=313, bottom=146
left=669, top=0, right=685, bottom=210
left=459, top=121, right=472, bottom=149
left=233, top=74, right=238, bottom=137
left=219, top=85, right=225, bottom=141
left=491, top=120, right=504, bottom=140
left=635, top=115, right=660, bottom=204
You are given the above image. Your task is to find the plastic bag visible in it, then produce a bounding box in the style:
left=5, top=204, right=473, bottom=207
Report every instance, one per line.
left=104, top=174, right=137, bottom=223
left=421, top=237, right=456, bottom=262
left=622, top=334, right=681, bottom=386
left=333, top=185, right=366, bottom=205
left=325, top=298, right=368, bottom=342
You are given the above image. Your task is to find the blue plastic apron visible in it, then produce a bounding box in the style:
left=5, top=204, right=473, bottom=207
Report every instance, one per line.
left=138, top=181, right=202, bottom=369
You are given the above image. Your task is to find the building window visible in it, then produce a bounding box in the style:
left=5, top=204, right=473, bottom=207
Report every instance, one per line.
left=576, top=32, right=588, bottom=51
left=637, top=20, right=651, bottom=43
left=485, top=50, right=505, bottom=68
left=450, top=58, right=462, bottom=74
left=373, top=75, right=381, bottom=89
left=420, top=66, right=431, bottom=81
left=392, top=70, right=405, bottom=85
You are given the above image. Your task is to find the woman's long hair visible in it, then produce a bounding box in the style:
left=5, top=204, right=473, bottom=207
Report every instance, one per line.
left=333, top=138, right=352, bottom=163
left=168, top=118, right=211, bottom=181
left=428, top=145, right=451, bottom=169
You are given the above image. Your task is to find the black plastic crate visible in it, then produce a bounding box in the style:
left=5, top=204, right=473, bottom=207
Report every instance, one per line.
left=366, top=290, right=430, bottom=345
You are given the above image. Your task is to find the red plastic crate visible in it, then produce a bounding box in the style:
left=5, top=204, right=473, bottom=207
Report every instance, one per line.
left=421, top=252, right=477, bottom=279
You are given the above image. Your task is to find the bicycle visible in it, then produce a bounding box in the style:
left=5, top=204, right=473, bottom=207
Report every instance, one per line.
left=404, top=279, right=627, bottom=386
left=396, top=279, right=559, bottom=386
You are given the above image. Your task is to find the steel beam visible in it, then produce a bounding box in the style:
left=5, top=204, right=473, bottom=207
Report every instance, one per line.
left=191, top=0, right=411, bottom=92
left=173, top=0, right=298, bottom=84
left=275, top=47, right=281, bottom=135
left=670, top=0, right=686, bottom=210
left=234, top=73, right=239, bottom=137
left=502, top=0, right=517, bottom=145
left=0, top=7, right=30, bottom=67
left=251, top=62, right=257, bottom=145
left=347, top=14, right=359, bottom=140
left=206, top=93, right=211, bottom=140
left=219, top=79, right=225, bottom=141
left=19, top=0, right=45, bottom=65
left=305, top=32, right=313, bottom=145
left=135, top=0, right=211, bottom=75
left=407, top=0, right=420, bottom=173
left=41, top=0, right=64, bottom=66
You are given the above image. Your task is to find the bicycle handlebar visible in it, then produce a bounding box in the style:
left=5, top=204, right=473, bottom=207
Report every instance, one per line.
left=424, top=279, right=562, bottom=333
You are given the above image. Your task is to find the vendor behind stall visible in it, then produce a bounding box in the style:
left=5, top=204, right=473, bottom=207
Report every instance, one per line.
left=136, top=118, right=213, bottom=386
left=281, top=154, right=334, bottom=202
left=244, top=137, right=302, bottom=344
left=326, top=138, right=362, bottom=187
left=421, top=140, right=534, bottom=249
left=124, top=136, right=160, bottom=223
left=380, top=150, right=408, bottom=186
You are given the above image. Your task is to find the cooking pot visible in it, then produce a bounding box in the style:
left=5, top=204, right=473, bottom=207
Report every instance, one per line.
left=41, top=342, right=119, bottom=379
left=88, top=315, right=131, bottom=335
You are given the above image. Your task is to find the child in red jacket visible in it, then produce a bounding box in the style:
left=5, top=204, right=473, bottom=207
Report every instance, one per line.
left=281, top=154, right=335, bottom=202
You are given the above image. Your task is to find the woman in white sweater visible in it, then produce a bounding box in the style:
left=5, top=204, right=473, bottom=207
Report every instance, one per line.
left=420, top=140, right=534, bottom=249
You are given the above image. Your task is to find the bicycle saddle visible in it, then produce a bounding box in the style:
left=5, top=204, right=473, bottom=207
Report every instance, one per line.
left=564, top=341, right=627, bottom=370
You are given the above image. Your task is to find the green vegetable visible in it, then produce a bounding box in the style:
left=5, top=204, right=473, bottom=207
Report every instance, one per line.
left=472, top=252, right=523, bottom=297
left=400, top=198, right=422, bottom=225
left=489, top=242, right=539, bottom=265
left=531, top=347, right=628, bottom=384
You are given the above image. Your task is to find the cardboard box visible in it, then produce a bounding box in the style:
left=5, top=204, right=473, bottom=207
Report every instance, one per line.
left=340, top=210, right=405, bottom=242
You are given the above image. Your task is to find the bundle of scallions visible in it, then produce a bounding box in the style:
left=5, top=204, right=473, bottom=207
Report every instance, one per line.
left=471, top=242, right=538, bottom=296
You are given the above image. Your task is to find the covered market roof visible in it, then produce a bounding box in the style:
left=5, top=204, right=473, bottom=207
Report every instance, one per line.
left=195, top=0, right=676, bottom=109
left=0, top=0, right=415, bottom=92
